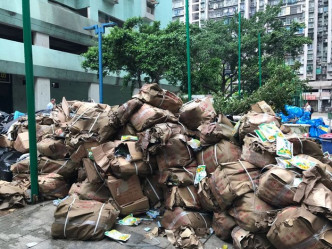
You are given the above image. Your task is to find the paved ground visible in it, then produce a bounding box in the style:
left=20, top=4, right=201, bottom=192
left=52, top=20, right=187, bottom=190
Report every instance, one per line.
left=0, top=201, right=233, bottom=249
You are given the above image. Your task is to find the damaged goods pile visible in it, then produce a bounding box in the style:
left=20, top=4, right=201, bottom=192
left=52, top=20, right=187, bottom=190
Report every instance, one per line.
left=1, top=84, right=332, bottom=248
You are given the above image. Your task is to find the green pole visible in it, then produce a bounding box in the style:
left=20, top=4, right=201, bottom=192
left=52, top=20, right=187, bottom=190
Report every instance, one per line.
left=258, top=32, right=262, bottom=87
left=22, top=0, right=39, bottom=203
left=238, top=11, right=241, bottom=98
left=185, top=0, right=192, bottom=101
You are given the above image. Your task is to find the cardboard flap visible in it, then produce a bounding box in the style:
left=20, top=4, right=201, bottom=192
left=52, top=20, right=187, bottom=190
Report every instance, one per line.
left=62, top=97, right=70, bottom=117
left=107, top=175, right=144, bottom=205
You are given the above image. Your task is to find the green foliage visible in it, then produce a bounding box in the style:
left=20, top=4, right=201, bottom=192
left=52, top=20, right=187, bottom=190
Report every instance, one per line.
left=82, top=5, right=311, bottom=100
left=213, top=61, right=310, bottom=115
left=82, top=18, right=198, bottom=89
left=191, top=4, right=311, bottom=95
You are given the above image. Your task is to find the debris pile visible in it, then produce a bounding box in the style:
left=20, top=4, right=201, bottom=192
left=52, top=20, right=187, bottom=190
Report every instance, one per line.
left=1, top=83, right=332, bottom=248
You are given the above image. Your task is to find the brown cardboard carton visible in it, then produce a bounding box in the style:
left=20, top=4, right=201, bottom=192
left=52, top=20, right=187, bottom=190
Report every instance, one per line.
left=257, top=167, right=297, bottom=207
left=165, top=185, right=201, bottom=210
left=70, top=145, right=88, bottom=163
left=130, top=103, right=177, bottom=132
left=137, top=122, right=195, bottom=157
left=0, top=180, right=27, bottom=210
left=37, top=138, right=69, bottom=159
left=161, top=207, right=212, bottom=236
left=288, top=137, right=324, bottom=160
left=13, top=132, right=29, bottom=153
left=238, top=112, right=280, bottom=140
left=69, top=180, right=111, bottom=202
left=115, top=98, right=143, bottom=126
left=212, top=212, right=236, bottom=240
left=209, top=161, right=259, bottom=211
left=69, top=102, right=117, bottom=143
left=267, top=206, right=332, bottom=249
left=232, top=226, right=274, bottom=249
left=38, top=173, right=69, bottom=200
left=198, top=122, right=233, bottom=146
left=179, top=97, right=216, bottom=130
left=106, top=175, right=144, bottom=205
left=156, top=134, right=194, bottom=170
left=197, top=178, right=219, bottom=212
left=110, top=158, right=154, bottom=178
left=241, top=135, right=276, bottom=168
left=196, top=140, right=242, bottom=174
left=229, top=192, right=276, bottom=233
left=116, top=196, right=150, bottom=216
left=0, top=135, right=13, bottom=148
left=165, top=226, right=203, bottom=249
left=158, top=167, right=196, bottom=186
left=251, top=101, right=275, bottom=116
left=83, top=158, right=105, bottom=184
left=91, top=141, right=121, bottom=172
left=11, top=157, right=78, bottom=180
left=114, top=141, right=143, bottom=162
left=51, top=196, right=119, bottom=240
left=134, top=83, right=183, bottom=114
left=294, top=165, right=332, bottom=220
left=142, top=175, right=164, bottom=207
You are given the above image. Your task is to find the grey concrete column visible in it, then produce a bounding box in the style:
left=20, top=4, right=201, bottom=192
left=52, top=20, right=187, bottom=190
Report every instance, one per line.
left=35, top=77, right=51, bottom=110
left=88, top=83, right=99, bottom=102
left=33, top=32, right=51, bottom=110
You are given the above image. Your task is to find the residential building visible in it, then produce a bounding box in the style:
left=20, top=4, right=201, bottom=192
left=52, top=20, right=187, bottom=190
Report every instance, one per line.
left=172, top=0, right=332, bottom=112
left=0, top=0, right=172, bottom=113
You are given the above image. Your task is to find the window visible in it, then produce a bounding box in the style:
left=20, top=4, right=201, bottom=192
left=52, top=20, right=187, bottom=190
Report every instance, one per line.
left=49, top=37, right=88, bottom=55
left=98, top=11, right=124, bottom=27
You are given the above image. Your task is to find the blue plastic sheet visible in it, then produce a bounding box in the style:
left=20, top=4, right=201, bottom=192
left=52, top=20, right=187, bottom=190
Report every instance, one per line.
left=279, top=105, right=328, bottom=138
left=285, top=105, right=304, bottom=119
left=13, top=111, right=25, bottom=120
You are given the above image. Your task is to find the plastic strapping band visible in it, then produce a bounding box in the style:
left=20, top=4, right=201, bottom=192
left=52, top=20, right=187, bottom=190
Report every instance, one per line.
left=148, top=162, right=153, bottom=174
left=56, top=160, right=68, bottom=174
left=93, top=203, right=105, bottom=235
left=89, top=112, right=101, bottom=133
left=289, top=225, right=328, bottom=249
left=177, top=121, right=187, bottom=134
left=183, top=167, right=194, bottom=180
left=169, top=211, right=188, bottom=229
left=93, top=162, right=104, bottom=181
left=147, top=178, right=160, bottom=200
left=158, top=90, right=166, bottom=107
left=295, top=133, right=303, bottom=154
left=238, top=160, right=256, bottom=191
left=185, top=144, right=192, bottom=160
left=214, top=144, right=219, bottom=165
left=64, top=197, right=76, bottom=238
left=186, top=186, right=197, bottom=204
left=199, top=213, right=208, bottom=229
left=41, top=159, right=50, bottom=173
left=201, top=150, right=205, bottom=165
left=134, top=162, right=138, bottom=175
left=70, top=108, right=91, bottom=127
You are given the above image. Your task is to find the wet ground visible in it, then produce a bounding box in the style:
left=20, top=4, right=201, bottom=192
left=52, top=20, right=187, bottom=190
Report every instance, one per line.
left=0, top=201, right=233, bottom=249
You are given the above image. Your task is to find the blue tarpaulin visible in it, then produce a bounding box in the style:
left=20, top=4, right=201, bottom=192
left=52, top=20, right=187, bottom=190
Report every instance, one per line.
left=278, top=105, right=329, bottom=138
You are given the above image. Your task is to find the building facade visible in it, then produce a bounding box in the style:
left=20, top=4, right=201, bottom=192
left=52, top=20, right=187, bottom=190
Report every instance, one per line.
left=172, top=0, right=332, bottom=112
left=0, top=0, right=172, bottom=113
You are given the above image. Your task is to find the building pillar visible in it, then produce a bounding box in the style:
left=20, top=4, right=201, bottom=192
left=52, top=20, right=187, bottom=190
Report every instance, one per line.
left=88, top=83, right=99, bottom=102
left=328, top=0, right=332, bottom=64
left=35, top=77, right=51, bottom=110
left=32, top=32, right=51, bottom=110
left=318, top=88, right=323, bottom=112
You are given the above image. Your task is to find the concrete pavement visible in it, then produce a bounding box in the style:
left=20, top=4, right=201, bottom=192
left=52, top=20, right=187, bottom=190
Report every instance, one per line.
left=0, top=201, right=233, bottom=249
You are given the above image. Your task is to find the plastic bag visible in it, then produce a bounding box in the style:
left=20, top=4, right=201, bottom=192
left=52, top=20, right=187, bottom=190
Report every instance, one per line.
left=285, top=105, right=303, bottom=119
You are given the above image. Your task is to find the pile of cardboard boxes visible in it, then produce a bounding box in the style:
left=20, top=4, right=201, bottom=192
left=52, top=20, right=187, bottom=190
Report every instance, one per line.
left=1, top=84, right=332, bottom=248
